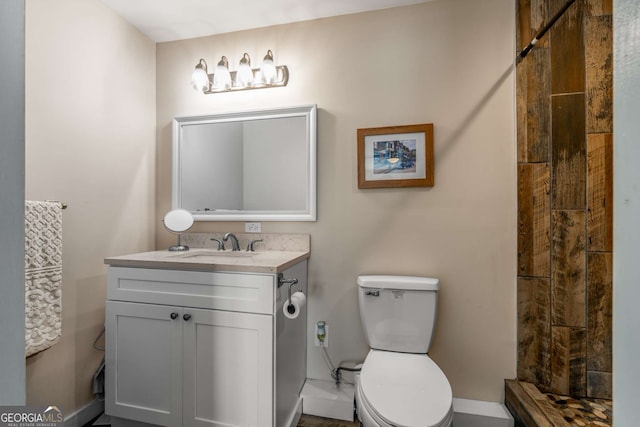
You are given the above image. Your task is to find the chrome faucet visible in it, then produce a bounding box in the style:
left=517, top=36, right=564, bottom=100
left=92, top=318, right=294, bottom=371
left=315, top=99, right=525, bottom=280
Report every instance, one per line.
left=223, top=232, right=241, bottom=251
left=210, top=238, right=225, bottom=251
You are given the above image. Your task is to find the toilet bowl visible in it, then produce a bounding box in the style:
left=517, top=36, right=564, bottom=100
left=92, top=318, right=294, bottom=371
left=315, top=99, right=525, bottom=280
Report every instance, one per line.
left=356, top=350, right=453, bottom=427
left=356, top=275, right=453, bottom=427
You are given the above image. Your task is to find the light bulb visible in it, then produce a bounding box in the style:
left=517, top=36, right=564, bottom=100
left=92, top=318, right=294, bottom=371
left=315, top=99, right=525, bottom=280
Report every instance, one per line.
left=236, top=53, right=253, bottom=87
left=213, top=56, right=231, bottom=90
left=261, top=50, right=277, bottom=84
left=190, top=59, right=209, bottom=92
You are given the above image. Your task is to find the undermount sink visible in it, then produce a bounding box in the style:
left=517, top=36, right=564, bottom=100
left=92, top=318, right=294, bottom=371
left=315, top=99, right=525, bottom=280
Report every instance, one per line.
left=171, top=250, right=255, bottom=259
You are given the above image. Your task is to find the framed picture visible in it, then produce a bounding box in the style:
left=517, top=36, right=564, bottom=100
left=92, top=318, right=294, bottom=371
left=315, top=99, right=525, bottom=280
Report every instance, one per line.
left=357, top=123, right=434, bottom=189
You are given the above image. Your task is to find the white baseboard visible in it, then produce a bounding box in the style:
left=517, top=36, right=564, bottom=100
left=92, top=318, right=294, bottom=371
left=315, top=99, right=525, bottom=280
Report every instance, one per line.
left=453, top=398, right=514, bottom=427
left=64, top=399, right=104, bottom=427
left=286, top=397, right=303, bottom=427
left=301, top=379, right=355, bottom=421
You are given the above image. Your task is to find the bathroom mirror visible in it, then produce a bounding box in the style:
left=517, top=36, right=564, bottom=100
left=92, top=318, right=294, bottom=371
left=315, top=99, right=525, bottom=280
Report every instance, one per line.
left=172, top=105, right=317, bottom=221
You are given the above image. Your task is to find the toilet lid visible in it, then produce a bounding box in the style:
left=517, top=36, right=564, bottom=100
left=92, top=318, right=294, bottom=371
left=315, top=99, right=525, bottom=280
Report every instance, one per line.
left=360, top=350, right=452, bottom=427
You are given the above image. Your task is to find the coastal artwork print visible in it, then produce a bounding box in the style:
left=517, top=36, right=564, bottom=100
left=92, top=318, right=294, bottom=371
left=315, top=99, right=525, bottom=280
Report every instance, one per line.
left=357, top=123, right=434, bottom=188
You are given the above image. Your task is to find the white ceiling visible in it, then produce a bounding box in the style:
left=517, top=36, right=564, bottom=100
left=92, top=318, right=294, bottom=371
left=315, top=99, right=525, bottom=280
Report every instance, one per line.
left=99, top=0, right=433, bottom=43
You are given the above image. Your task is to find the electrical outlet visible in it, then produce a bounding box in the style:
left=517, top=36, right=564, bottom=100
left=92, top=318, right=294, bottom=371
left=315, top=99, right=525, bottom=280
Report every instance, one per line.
left=245, top=222, right=261, bottom=233
left=314, top=322, right=329, bottom=348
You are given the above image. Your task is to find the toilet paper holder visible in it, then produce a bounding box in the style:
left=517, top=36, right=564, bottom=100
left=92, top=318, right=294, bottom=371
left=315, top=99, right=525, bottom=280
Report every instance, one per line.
left=277, top=273, right=300, bottom=311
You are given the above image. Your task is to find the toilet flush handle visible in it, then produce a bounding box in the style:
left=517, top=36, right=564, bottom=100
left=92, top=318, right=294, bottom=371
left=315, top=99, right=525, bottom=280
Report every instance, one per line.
left=364, top=288, right=380, bottom=297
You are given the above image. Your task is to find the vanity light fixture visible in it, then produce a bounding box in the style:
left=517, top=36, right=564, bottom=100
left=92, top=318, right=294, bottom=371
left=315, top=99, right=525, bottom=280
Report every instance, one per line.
left=191, top=49, right=289, bottom=94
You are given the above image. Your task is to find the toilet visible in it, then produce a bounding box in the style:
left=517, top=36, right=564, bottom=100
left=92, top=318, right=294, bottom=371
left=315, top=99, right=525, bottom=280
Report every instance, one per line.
left=356, top=275, right=453, bottom=427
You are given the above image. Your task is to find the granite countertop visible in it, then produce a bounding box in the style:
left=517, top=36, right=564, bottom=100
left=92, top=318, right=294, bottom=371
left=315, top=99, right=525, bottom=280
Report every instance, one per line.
left=105, top=248, right=310, bottom=274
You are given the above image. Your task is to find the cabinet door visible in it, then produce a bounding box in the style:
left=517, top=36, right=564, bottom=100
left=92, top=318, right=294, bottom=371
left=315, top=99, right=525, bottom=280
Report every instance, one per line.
left=182, top=308, right=274, bottom=427
left=106, top=301, right=183, bottom=426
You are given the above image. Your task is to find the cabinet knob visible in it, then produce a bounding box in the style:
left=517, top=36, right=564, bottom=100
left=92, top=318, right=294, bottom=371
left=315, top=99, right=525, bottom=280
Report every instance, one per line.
left=183, top=313, right=192, bottom=321
left=170, top=312, right=179, bottom=320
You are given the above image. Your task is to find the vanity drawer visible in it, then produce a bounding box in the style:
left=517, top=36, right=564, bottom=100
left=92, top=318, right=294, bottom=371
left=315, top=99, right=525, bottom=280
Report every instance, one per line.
left=107, top=267, right=275, bottom=314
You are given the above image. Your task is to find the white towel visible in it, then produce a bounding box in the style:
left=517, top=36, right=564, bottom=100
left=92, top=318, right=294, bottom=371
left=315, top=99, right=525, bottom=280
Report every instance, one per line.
left=25, top=200, right=63, bottom=357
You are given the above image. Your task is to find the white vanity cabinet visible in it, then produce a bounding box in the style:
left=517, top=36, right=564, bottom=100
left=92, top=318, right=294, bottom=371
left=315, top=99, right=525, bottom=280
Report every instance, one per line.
left=105, top=259, right=307, bottom=427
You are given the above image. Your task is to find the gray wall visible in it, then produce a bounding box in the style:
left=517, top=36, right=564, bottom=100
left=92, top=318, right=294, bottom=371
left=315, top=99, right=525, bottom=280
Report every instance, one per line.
left=613, top=0, right=640, bottom=424
left=0, top=0, right=26, bottom=404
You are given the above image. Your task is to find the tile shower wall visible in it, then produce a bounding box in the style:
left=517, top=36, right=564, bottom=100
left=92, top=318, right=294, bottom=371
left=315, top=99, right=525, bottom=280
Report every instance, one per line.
left=516, top=0, right=613, bottom=398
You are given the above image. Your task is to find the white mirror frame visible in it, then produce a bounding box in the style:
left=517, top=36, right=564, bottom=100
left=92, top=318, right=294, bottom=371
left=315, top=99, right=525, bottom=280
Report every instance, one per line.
left=172, top=105, right=317, bottom=222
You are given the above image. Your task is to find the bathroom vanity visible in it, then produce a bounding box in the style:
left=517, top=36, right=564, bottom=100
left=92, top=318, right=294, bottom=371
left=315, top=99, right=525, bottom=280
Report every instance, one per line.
left=104, top=235, right=309, bottom=427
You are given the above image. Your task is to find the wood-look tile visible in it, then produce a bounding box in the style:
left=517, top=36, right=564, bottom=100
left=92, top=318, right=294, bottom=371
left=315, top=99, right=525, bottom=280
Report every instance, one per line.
left=516, top=52, right=528, bottom=163
left=505, top=381, right=538, bottom=427
left=550, top=0, right=585, bottom=94
left=522, top=48, right=551, bottom=163
left=587, top=134, right=613, bottom=251
left=550, top=326, right=587, bottom=396
left=550, top=327, right=571, bottom=395
left=552, top=94, right=586, bottom=210
left=517, top=277, right=551, bottom=389
left=505, top=379, right=556, bottom=427
left=521, top=382, right=572, bottom=426
left=552, top=210, right=586, bottom=328
left=517, top=0, right=549, bottom=51
left=585, top=15, right=613, bottom=134
left=585, top=0, right=613, bottom=16
left=587, top=371, right=613, bottom=399
left=517, top=0, right=531, bottom=52
left=518, top=164, right=551, bottom=277
left=515, top=0, right=613, bottom=405
left=516, top=0, right=550, bottom=164
left=569, top=329, right=587, bottom=397
left=587, top=252, right=612, bottom=372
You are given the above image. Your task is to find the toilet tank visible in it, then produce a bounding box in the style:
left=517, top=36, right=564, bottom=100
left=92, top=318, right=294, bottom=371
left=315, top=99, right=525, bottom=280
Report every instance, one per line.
left=357, top=275, right=439, bottom=354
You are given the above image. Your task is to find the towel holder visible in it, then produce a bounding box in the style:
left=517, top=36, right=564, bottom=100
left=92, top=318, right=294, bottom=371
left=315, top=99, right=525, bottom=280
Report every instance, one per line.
left=45, top=200, right=68, bottom=209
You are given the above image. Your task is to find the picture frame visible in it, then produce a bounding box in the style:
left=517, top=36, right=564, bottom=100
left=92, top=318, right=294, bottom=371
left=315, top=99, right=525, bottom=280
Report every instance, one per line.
left=357, top=123, right=434, bottom=189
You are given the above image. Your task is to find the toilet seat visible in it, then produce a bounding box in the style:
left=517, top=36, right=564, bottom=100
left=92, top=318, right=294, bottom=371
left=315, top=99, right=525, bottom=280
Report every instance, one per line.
left=359, top=350, right=453, bottom=427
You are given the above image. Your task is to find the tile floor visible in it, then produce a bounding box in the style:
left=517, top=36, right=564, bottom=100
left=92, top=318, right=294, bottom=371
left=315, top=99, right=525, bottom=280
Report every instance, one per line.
left=506, top=380, right=613, bottom=427
left=544, top=392, right=612, bottom=427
